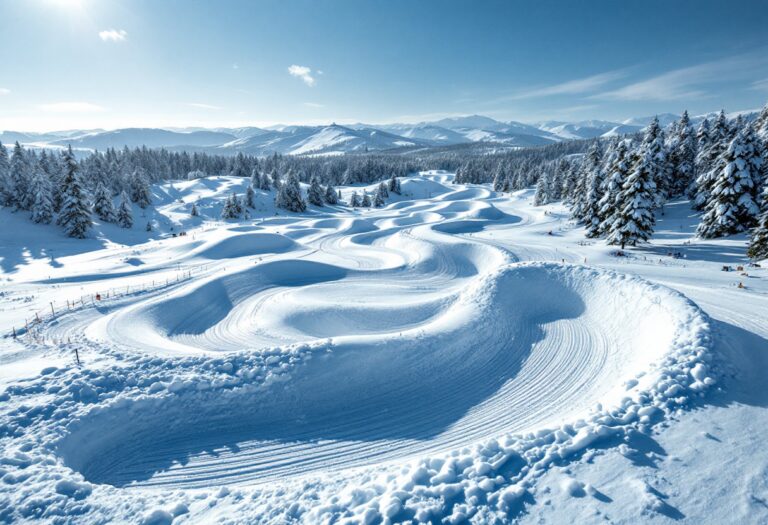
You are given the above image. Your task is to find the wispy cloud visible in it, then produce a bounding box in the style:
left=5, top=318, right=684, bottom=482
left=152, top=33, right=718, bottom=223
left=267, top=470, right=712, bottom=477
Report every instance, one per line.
left=99, top=29, right=127, bottom=42
left=0, top=88, right=9, bottom=95
left=595, top=53, right=768, bottom=101
left=38, top=102, right=105, bottom=113
left=751, top=78, right=768, bottom=91
left=288, top=65, right=316, bottom=87
left=186, top=102, right=222, bottom=110
left=508, top=70, right=627, bottom=100
left=303, top=102, right=324, bottom=108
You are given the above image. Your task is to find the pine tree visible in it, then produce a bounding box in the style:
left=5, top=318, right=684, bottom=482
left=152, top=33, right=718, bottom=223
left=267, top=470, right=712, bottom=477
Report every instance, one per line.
left=92, top=181, right=116, bottom=222
left=0, top=142, right=11, bottom=206
left=324, top=183, right=338, bottom=204
left=748, top=189, right=768, bottom=259
left=689, top=118, right=711, bottom=198
left=250, top=167, right=261, bottom=188
left=10, top=142, right=32, bottom=210
left=693, top=110, right=729, bottom=210
left=30, top=170, right=54, bottom=224
left=275, top=171, right=306, bottom=212
left=697, top=127, right=762, bottom=238
left=350, top=191, right=362, bottom=207
left=598, top=139, right=631, bottom=236
left=57, top=147, right=92, bottom=238
left=533, top=174, right=548, bottom=206
left=668, top=111, right=696, bottom=197
left=190, top=202, right=199, bottom=217
left=572, top=143, right=601, bottom=220
left=583, top=162, right=606, bottom=238
left=378, top=181, right=389, bottom=199
left=117, top=191, right=133, bottom=228
left=307, top=176, right=324, bottom=206
left=361, top=192, right=372, bottom=207
left=374, top=184, right=386, bottom=207
left=388, top=174, right=401, bottom=195
left=492, top=163, right=506, bottom=192
left=259, top=172, right=272, bottom=191
left=606, top=148, right=657, bottom=249
left=270, top=170, right=281, bottom=191
left=145, top=221, right=153, bottom=232
left=231, top=152, right=249, bottom=178
left=245, top=185, right=256, bottom=208
left=641, top=117, right=670, bottom=207
left=129, top=170, right=152, bottom=208
left=221, top=193, right=244, bottom=219
left=755, top=103, right=768, bottom=143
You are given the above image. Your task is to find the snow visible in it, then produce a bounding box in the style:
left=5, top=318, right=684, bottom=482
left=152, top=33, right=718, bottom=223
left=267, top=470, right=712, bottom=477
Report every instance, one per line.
left=0, top=173, right=766, bottom=523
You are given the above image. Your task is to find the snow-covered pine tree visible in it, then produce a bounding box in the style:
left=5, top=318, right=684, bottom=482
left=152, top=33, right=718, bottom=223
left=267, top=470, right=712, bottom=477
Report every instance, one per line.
left=245, top=185, right=256, bottom=208
left=145, top=221, right=153, bottom=232
left=92, top=181, right=117, bottom=222
left=374, top=184, right=386, bottom=208
left=748, top=181, right=768, bottom=259
left=582, top=159, right=606, bottom=238
left=689, top=118, right=711, bottom=198
left=30, top=170, right=54, bottom=224
left=533, top=173, right=548, bottom=206
left=571, top=143, right=601, bottom=221
left=231, top=152, right=249, bottom=178
left=388, top=174, right=401, bottom=195
left=378, top=181, right=389, bottom=199
left=0, top=142, right=10, bottom=206
left=697, top=126, right=763, bottom=238
left=361, top=192, right=372, bottom=207
left=668, top=110, right=696, bottom=198
left=275, top=171, right=306, bottom=212
left=190, top=202, right=199, bottom=216
left=561, top=159, right=578, bottom=203
left=755, top=102, right=768, bottom=143
left=492, top=163, right=506, bottom=192
left=221, top=193, right=245, bottom=219
left=117, top=191, right=133, bottom=228
left=270, top=170, right=281, bottom=191
left=250, top=167, right=261, bottom=188
left=748, top=208, right=768, bottom=260
left=57, top=147, right=92, bottom=238
left=350, top=191, right=361, bottom=207
left=10, top=142, right=32, bottom=210
left=129, top=170, right=152, bottom=208
left=259, top=172, right=272, bottom=191
left=641, top=116, right=670, bottom=207
left=307, top=176, right=324, bottom=206
left=597, top=139, right=631, bottom=236
left=693, top=110, right=729, bottom=210
left=324, top=183, right=338, bottom=204
left=606, top=148, right=657, bottom=249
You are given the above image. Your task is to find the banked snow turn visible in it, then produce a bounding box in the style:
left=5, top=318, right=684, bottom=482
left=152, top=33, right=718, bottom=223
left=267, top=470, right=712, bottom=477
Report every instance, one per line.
left=0, top=174, right=714, bottom=523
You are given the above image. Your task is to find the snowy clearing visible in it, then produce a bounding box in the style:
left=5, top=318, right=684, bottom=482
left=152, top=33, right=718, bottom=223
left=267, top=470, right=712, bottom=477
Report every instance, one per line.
left=1, top=172, right=766, bottom=524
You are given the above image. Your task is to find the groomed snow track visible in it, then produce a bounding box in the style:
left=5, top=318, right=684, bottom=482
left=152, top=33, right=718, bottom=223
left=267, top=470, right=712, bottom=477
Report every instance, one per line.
left=49, top=183, right=704, bottom=491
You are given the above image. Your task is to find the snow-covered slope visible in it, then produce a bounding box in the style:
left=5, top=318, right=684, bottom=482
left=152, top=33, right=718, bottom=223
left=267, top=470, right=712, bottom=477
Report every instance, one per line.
left=50, top=128, right=238, bottom=150
left=2, top=173, right=764, bottom=524
left=219, top=124, right=424, bottom=155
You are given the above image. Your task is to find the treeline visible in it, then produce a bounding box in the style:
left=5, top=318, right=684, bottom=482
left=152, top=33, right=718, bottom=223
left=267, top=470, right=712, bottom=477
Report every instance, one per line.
left=534, top=107, right=768, bottom=259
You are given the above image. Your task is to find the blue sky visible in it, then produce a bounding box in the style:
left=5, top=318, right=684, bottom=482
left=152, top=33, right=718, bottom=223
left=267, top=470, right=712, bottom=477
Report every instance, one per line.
left=1, top=0, right=768, bottom=131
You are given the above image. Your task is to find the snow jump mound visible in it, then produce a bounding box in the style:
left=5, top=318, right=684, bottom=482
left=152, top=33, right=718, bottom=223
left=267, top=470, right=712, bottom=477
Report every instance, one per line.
left=56, top=263, right=712, bottom=490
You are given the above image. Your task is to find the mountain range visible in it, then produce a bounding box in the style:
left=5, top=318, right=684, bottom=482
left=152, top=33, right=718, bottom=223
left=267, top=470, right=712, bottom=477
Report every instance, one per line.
left=0, top=111, right=742, bottom=157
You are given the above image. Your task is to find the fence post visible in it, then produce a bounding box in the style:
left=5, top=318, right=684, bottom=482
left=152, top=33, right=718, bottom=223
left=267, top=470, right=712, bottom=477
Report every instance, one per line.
left=50, top=302, right=55, bottom=315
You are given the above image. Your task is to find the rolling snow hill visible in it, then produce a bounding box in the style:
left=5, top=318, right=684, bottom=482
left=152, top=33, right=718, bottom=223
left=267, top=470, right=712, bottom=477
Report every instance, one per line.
left=1, top=172, right=765, bottom=524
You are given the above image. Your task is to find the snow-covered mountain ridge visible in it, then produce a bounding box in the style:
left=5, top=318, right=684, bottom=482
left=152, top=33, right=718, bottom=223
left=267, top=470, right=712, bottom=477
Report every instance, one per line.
left=1, top=110, right=758, bottom=156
